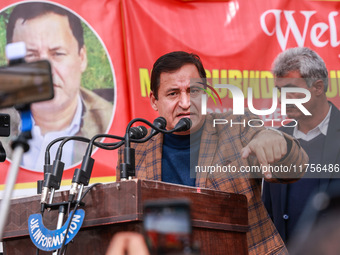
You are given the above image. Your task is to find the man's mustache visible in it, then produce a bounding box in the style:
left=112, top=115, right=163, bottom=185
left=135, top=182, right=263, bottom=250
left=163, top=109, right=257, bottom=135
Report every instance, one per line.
left=285, top=104, right=297, bottom=109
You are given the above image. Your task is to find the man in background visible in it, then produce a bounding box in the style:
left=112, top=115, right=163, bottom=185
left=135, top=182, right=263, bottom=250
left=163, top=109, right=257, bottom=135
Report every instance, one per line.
left=1, top=2, right=113, bottom=170
left=262, top=47, right=340, bottom=245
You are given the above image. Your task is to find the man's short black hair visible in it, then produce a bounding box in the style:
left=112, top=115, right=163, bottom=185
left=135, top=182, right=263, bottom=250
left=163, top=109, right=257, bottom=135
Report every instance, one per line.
left=6, top=2, right=84, bottom=51
left=150, top=51, right=206, bottom=99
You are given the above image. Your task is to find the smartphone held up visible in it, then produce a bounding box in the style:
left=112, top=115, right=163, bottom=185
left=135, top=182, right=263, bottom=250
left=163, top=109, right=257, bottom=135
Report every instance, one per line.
left=143, top=199, right=199, bottom=255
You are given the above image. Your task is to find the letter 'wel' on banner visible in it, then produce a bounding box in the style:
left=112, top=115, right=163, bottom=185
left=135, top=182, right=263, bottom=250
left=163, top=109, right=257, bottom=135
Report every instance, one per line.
left=28, top=209, right=85, bottom=251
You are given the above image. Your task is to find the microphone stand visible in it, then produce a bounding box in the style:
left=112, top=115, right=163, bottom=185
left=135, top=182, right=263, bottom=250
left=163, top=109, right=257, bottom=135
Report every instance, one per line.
left=53, top=205, right=65, bottom=255
left=0, top=106, right=32, bottom=240
left=120, top=118, right=151, bottom=181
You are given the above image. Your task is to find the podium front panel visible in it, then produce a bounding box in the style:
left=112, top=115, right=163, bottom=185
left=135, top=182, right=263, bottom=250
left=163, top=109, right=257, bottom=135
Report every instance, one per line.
left=3, top=179, right=248, bottom=255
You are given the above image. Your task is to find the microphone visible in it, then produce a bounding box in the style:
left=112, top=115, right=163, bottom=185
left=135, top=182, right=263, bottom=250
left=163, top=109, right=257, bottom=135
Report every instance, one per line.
left=129, top=126, right=148, bottom=139
left=151, top=117, right=167, bottom=136
left=40, top=156, right=65, bottom=207
left=40, top=136, right=91, bottom=211
left=122, top=117, right=167, bottom=145
left=173, top=118, right=192, bottom=132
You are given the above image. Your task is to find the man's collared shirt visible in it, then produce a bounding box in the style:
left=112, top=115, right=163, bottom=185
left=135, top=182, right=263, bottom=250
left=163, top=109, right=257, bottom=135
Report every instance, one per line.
left=22, top=96, right=83, bottom=171
left=293, top=105, right=331, bottom=141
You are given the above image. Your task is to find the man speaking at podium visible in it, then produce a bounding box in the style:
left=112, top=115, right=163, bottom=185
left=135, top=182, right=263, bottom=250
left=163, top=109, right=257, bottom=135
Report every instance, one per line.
left=117, top=51, right=308, bottom=254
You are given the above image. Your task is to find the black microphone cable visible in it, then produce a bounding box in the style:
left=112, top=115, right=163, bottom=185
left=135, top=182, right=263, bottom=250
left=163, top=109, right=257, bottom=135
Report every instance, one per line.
left=41, top=117, right=190, bottom=208
left=68, top=133, right=127, bottom=202
left=40, top=136, right=92, bottom=213
left=41, top=128, right=149, bottom=207
left=120, top=118, right=155, bottom=180
left=120, top=117, right=191, bottom=180
left=40, top=135, right=126, bottom=213
left=67, top=127, right=149, bottom=203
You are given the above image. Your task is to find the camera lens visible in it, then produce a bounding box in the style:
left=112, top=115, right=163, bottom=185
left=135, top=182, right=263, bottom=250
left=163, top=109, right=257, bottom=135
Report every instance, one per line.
left=3, top=115, right=9, bottom=123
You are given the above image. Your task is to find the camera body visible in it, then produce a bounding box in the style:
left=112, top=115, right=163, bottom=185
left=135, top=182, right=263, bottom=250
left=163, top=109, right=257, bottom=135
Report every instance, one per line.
left=0, top=114, right=10, bottom=137
left=0, top=42, right=54, bottom=110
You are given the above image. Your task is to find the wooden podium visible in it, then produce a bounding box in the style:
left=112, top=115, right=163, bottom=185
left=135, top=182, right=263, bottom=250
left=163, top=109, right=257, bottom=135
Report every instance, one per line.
left=2, top=179, right=249, bottom=254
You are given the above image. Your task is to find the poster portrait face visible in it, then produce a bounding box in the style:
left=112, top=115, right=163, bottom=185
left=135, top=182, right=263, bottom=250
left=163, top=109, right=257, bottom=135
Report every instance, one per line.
left=0, top=1, right=116, bottom=171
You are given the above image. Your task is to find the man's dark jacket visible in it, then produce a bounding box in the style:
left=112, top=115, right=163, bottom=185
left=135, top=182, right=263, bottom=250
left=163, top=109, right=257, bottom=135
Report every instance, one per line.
left=262, top=103, right=340, bottom=244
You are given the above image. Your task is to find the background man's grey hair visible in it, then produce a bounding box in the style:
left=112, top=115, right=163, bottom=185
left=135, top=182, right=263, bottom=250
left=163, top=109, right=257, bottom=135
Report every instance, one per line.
left=272, top=47, right=329, bottom=92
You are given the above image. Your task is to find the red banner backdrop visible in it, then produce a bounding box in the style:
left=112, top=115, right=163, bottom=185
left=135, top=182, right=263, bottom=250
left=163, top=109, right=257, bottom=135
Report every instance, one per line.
left=1, top=0, right=340, bottom=196
left=123, top=0, right=340, bottom=121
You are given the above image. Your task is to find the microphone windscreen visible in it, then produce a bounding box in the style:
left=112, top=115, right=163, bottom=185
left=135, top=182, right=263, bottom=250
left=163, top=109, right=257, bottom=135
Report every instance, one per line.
left=130, top=126, right=148, bottom=139
left=174, top=118, right=192, bottom=132
left=151, top=117, right=167, bottom=135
